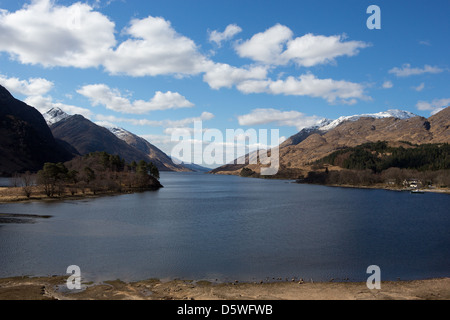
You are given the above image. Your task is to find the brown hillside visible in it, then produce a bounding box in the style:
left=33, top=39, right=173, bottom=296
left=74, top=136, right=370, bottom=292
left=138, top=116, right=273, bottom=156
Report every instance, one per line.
left=212, top=107, right=450, bottom=177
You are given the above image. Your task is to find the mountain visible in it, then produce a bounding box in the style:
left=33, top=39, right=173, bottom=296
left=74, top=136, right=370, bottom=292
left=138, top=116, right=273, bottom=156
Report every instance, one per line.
left=45, top=108, right=191, bottom=171
left=50, top=115, right=153, bottom=165
left=0, top=85, right=75, bottom=176
left=317, top=109, right=417, bottom=131
left=105, top=126, right=190, bottom=172
left=43, top=107, right=71, bottom=126
left=211, top=107, right=450, bottom=178
left=428, top=106, right=450, bottom=143
left=281, top=109, right=417, bottom=149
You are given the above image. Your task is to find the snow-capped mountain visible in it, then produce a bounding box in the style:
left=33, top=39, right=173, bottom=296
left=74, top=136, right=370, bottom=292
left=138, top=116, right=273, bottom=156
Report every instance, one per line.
left=106, top=126, right=131, bottom=141
left=280, top=109, right=419, bottom=149
left=41, top=108, right=191, bottom=171
left=43, top=107, right=71, bottom=126
left=316, top=109, right=417, bottom=132
left=104, top=125, right=193, bottom=172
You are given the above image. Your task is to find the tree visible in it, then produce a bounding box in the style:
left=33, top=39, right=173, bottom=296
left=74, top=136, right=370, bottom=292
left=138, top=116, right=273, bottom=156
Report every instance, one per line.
left=37, top=162, right=69, bottom=197
left=20, top=171, right=35, bottom=198
left=83, top=167, right=96, bottom=184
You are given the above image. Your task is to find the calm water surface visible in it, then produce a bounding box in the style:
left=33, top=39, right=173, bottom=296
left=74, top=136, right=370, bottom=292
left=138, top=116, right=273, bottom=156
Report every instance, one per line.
left=0, top=172, right=449, bottom=283
left=0, top=177, right=14, bottom=187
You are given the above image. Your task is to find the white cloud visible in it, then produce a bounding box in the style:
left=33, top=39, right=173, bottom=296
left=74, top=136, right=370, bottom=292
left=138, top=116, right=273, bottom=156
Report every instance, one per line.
left=24, top=95, right=93, bottom=118
left=203, top=63, right=268, bottom=90
left=414, top=83, right=425, bottom=92
left=0, top=73, right=92, bottom=118
left=282, top=33, right=369, bottom=67
left=238, top=108, right=323, bottom=131
left=416, top=98, right=450, bottom=115
left=95, top=111, right=214, bottom=128
left=94, top=120, right=117, bottom=128
left=0, top=2, right=369, bottom=106
left=389, top=64, right=444, bottom=77
left=235, top=24, right=293, bottom=65
left=77, top=84, right=194, bottom=114
left=104, top=16, right=209, bottom=77
left=0, top=74, right=54, bottom=96
left=235, top=24, right=368, bottom=67
left=209, top=24, right=242, bottom=46
left=0, top=0, right=116, bottom=68
left=382, top=81, right=393, bottom=89
left=237, top=73, right=368, bottom=104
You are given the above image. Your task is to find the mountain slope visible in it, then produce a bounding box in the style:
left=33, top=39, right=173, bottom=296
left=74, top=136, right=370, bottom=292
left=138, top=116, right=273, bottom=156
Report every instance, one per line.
left=106, top=126, right=190, bottom=172
left=43, top=108, right=71, bottom=126
left=428, top=107, right=450, bottom=143
left=211, top=107, right=450, bottom=178
left=45, top=108, right=191, bottom=171
left=0, top=85, right=75, bottom=175
left=50, top=115, right=152, bottom=164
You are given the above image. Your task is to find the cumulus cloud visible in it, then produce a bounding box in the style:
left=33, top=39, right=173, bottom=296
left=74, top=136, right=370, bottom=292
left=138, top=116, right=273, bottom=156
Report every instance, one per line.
left=416, top=98, right=450, bottom=115
left=235, top=24, right=369, bottom=67
left=104, top=16, right=210, bottom=77
left=238, top=108, right=323, bottom=131
left=236, top=24, right=293, bottom=65
left=0, top=74, right=54, bottom=96
left=0, top=73, right=92, bottom=117
left=0, top=1, right=208, bottom=77
left=237, top=73, right=368, bottom=105
left=209, top=24, right=242, bottom=46
left=77, top=84, right=194, bottom=114
left=389, top=64, right=444, bottom=77
left=0, top=0, right=116, bottom=68
left=0, top=1, right=369, bottom=105
left=203, top=63, right=268, bottom=90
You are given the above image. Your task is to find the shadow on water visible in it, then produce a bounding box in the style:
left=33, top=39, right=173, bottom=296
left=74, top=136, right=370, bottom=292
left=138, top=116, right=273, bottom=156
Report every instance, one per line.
left=0, top=213, right=52, bottom=224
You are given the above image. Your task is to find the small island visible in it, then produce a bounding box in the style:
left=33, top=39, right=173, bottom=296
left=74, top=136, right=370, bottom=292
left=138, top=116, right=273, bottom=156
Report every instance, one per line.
left=0, top=151, right=163, bottom=203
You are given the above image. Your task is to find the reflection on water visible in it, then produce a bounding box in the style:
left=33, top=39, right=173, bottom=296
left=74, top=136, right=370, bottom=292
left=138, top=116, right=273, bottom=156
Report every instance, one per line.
left=0, top=172, right=449, bottom=283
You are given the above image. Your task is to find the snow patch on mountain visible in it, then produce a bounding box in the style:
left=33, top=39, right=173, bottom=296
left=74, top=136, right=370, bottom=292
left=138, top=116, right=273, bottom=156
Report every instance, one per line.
left=105, top=126, right=133, bottom=141
left=316, top=109, right=417, bottom=132
left=43, top=107, right=71, bottom=126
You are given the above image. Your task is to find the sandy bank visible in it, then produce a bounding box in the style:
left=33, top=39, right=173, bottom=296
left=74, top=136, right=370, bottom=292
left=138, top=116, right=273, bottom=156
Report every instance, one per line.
left=0, top=276, right=448, bottom=300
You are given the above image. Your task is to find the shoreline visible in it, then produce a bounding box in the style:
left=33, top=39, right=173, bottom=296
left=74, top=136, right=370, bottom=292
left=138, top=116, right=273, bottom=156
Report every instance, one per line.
left=307, top=183, right=450, bottom=194
left=0, top=276, right=448, bottom=300
left=0, top=186, right=161, bottom=204
left=1, top=175, right=449, bottom=204
left=210, top=171, right=450, bottom=194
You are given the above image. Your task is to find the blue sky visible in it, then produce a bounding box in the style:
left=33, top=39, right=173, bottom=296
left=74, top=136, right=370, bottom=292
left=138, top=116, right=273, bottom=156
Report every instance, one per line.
left=0, top=0, right=449, bottom=160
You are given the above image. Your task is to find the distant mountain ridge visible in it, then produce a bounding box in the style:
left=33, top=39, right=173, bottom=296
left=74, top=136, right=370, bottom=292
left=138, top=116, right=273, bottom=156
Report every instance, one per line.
left=211, top=107, right=450, bottom=177
left=281, top=109, right=418, bottom=149
left=317, top=109, right=417, bottom=132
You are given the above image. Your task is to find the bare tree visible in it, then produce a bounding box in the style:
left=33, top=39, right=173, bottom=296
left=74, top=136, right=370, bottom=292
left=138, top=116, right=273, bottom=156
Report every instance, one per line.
left=20, top=171, right=35, bottom=198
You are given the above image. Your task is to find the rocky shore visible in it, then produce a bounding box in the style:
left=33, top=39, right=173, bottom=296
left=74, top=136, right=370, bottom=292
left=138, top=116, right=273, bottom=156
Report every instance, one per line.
left=0, top=276, right=448, bottom=300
